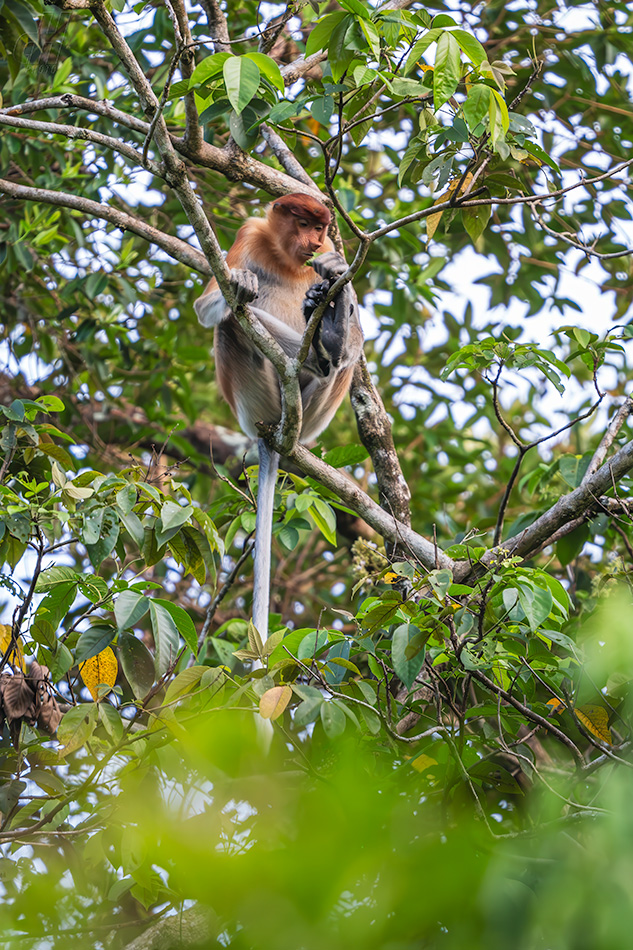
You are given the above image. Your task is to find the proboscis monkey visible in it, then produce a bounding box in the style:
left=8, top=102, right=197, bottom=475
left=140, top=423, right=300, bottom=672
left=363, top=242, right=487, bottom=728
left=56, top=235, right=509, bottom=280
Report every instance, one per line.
left=195, top=193, right=363, bottom=645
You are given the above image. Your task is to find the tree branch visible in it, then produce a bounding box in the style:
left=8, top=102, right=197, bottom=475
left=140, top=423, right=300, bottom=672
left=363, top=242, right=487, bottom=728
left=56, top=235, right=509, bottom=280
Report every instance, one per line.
left=165, top=0, right=202, bottom=153
left=280, top=51, right=327, bottom=84
left=0, top=94, right=151, bottom=135
left=367, top=157, right=633, bottom=241
left=288, top=442, right=452, bottom=572
left=260, top=123, right=314, bottom=186
left=351, top=356, right=412, bottom=538
left=0, top=112, right=162, bottom=175
left=458, top=438, right=633, bottom=579
left=0, top=94, right=323, bottom=199
left=584, top=396, right=633, bottom=480
left=0, top=178, right=211, bottom=274
left=200, top=0, right=231, bottom=53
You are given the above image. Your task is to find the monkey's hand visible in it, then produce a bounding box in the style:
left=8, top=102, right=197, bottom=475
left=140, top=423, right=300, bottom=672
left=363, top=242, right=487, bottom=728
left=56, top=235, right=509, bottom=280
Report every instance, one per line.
left=311, top=251, right=348, bottom=282
left=229, top=268, right=259, bottom=305
left=302, top=279, right=331, bottom=325
left=303, top=276, right=349, bottom=376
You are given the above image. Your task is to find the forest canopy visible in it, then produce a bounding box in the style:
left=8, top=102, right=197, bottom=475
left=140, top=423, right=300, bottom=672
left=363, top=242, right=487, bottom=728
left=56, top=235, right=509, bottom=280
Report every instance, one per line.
left=1, top=1, right=633, bottom=948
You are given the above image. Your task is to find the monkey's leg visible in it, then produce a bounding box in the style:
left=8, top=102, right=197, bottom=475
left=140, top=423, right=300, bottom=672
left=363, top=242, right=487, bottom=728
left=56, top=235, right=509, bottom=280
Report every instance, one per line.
left=252, top=439, right=280, bottom=648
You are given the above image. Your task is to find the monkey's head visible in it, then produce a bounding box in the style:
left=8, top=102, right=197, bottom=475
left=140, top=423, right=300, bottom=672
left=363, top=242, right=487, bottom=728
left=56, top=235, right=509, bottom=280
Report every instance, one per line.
left=270, top=193, right=332, bottom=267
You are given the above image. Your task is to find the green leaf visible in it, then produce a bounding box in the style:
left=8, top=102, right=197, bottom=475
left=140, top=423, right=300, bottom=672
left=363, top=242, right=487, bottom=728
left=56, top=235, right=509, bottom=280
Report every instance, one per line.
left=328, top=14, right=356, bottom=82
left=462, top=84, right=491, bottom=131
left=118, top=633, right=155, bottom=699
left=323, top=444, right=369, bottom=467
left=160, top=500, right=193, bottom=532
left=490, top=89, right=509, bottom=133
left=5, top=0, right=39, bottom=44
left=462, top=202, right=491, bottom=243
left=189, top=51, right=231, bottom=88
left=338, top=0, right=370, bottom=20
left=557, top=524, right=590, bottom=567
left=404, top=29, right=442, bottom=76
left=523, top=141, right=561, bottom=174
left=320, top=699, right=346, bottom=738
left=310, top=499, right=337, bottom=546
left=58, top=704, right=98, bottom=756
left=75, top=625, right=116, bottom=664
left=82, top=506, right=105, bottom=546
left=115, top=484, right=136, bottom=515
left=398, top=136, right=424, bottom=187
left=149, top=600, right=180, bottom=676
left=297, top=629, right=328, bottom=660
left=114, top=590, right=150, bottom=631
left=245, top=52, right=284, bottom=93
left=119, top=509, right=145, bottom=547
left=36, top=395, right=64, bottom=413
left=151, top=599, right=198, bottom=655
left=451, top=29, right=486, bottom=65
left=392, top=623, right=426, bottom=690
left=35, top=566, right=81, bottom=593
left=428, top=569, right=453, bottom=600
left=278, top=524, right=300, bottom=550
left=559, top=454, right=590, bottom=489
left=294, top=696, right=323, bottom=728
left=31, top=582, right=77, bottom=648
left=324, top=639, right=350, bottom=685
left=99, top=702, right=124, bottom=742
left=305, top=11, right=348, bottom=57
left=360, top=19, right=381, bottom=57
left=164, top=666, right=205, bottom=705
left=517, top=584, right=553, bottom=632
left=433, top=32, right=461, bottom=111
left=85, top=509, right=119, bottom=568
left=229, top=108, right=260, bottom=150
left=223, top=56, right=261, bottom=115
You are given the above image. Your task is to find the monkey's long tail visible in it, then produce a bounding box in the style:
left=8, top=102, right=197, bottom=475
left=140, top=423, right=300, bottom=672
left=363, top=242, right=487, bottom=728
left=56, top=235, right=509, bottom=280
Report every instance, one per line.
left=252, top=439, right=280, bottom=647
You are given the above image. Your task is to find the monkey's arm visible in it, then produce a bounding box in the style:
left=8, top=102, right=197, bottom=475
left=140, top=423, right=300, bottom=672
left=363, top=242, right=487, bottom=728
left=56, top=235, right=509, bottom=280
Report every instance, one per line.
left=303, top=251, right=364, bottom=375
left=194, top=269, right=259, bottom=327
left=197, top=269, right=330, bottom=376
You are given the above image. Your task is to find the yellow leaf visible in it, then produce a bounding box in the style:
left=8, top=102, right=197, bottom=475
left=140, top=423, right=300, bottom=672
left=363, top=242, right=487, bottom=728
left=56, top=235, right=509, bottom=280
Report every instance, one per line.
left=80, top=647, right=118, bottom=702
left=411, top=754, right=437, bottom=773
left=259, top=685, right=292, bottom=721
left=575, top=704, right=613, bottom=745
left=427, top=173, right=474, bottom=242
left=0, top=623, right=25, bottom=672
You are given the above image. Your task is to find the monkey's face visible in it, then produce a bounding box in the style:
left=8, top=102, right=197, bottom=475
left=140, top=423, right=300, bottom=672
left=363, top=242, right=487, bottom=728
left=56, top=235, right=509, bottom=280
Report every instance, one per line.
left=287, top=216, right=328, bottom=264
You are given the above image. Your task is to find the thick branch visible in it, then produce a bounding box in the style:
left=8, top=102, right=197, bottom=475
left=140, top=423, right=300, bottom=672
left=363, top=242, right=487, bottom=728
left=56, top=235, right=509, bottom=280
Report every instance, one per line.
left=0, top=94, right=151, bottom=135
left=280, top=52, right=327, bottom=84
left=0, top=178, right=211, bottom=274
left=289, top=443, right=452, bottom=572
left=351, top=357, right=412, bottom=532
left=456, top=438, right=633, bottom=581
left=0, top=95, right=321, bottom=198
left=200, top=0, right=231, bottom=53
